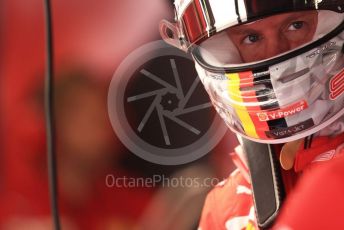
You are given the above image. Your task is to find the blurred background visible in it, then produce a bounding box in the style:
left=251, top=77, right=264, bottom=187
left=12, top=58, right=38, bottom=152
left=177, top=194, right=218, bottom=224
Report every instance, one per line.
left=1, top=0, right=238, bottom=229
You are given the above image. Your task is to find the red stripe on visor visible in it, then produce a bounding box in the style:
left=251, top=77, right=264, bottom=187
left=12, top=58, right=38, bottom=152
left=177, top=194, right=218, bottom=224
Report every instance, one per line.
left=181, top=2, right=209, bottom=44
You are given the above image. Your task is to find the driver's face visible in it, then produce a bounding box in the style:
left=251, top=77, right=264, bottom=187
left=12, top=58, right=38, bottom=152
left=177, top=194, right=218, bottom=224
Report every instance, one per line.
left=227, top=11, right=318, bottom=63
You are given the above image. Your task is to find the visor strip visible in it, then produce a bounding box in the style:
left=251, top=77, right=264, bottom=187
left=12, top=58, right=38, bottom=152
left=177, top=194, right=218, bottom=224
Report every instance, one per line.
left=227, top=72, right=259, bottom=138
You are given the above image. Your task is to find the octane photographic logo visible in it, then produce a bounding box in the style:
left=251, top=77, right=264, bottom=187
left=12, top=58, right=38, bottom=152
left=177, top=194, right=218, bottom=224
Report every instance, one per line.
left=108, top=40, right=227, bottom=165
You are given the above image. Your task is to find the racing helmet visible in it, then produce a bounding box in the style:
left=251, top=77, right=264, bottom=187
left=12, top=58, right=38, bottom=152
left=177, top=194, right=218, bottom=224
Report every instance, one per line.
left=160, top=0, right=344, bottom=144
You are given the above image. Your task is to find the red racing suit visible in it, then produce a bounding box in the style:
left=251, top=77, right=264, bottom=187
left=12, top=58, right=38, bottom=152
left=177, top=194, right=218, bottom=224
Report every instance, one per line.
left=198, top=132, right=344, bottom=230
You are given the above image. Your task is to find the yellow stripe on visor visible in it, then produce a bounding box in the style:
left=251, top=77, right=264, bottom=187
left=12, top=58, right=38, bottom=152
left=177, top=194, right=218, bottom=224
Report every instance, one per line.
left=226, top=73, right=259, bottom=139
left=246, top=222, right=256, bottom=230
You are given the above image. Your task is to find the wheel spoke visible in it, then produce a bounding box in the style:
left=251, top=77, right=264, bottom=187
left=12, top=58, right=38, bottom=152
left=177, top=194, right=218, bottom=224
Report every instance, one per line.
left=170, top=59, right=184, bottom=97
left=179, top=77, right=200, bottom=109
left=127, top=89, right=166, bottom=102
left=174, top=102, right=212, bottom=115
left=137, top=96, right=160, bottom=132
left=140, top=69, right=177, bottom=92
left=163, top=112, right=201, bottom=135
left=157, top=108, right=171, bottom=145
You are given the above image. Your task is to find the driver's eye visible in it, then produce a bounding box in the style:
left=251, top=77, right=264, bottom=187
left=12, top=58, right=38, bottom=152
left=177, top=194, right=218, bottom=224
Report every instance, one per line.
left=243, top=34, right=260, bottom=44
left=288, top=21, right=304, bottom=30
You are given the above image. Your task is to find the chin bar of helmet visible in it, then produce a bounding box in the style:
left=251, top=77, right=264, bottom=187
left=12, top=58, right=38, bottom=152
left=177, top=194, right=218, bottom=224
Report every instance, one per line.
left=241, top=138, right=285, bottom=229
